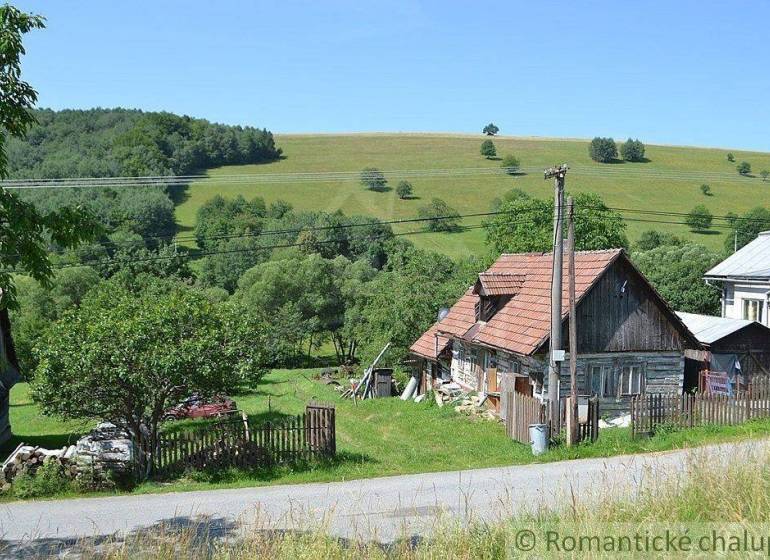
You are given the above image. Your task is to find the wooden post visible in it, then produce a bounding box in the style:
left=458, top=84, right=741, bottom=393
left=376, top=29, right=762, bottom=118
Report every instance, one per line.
left=566, top=195, right=578, bottom=446
left=544, top=164, right=568, bottom=433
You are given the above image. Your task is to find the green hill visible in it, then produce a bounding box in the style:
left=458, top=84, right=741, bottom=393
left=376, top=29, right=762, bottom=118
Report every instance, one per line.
left=175, top=134, right=770, bottom=257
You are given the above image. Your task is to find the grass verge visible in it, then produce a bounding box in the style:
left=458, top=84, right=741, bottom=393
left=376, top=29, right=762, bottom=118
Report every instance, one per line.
left=8, top=368, right=770, bottom=501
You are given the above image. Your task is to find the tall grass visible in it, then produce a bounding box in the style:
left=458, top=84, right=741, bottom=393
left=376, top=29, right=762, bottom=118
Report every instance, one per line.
left=13, top=444, right=770, bottom=559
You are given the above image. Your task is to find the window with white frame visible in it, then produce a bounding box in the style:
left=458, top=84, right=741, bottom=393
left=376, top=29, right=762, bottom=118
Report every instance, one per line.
left=620, top=365, right=645, bottom=395
left=743, top=299, right=764, bottom=323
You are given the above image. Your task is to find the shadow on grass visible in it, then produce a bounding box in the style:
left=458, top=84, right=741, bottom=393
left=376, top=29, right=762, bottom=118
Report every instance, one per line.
left=691, top=229, right=721, bottom=235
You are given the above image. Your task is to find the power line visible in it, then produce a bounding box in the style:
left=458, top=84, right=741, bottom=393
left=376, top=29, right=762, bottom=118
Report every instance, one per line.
left=1, top=165, right=767, bottom=189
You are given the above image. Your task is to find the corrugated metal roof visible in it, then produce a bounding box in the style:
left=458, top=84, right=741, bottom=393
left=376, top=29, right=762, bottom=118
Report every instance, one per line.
left=675, top=311, right=759, bottom=344
left=704, top=231, right=770, bottom=279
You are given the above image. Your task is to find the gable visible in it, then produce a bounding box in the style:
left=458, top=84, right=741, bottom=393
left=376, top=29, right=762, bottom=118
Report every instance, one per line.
left=563, top=257, right=699, bottom=354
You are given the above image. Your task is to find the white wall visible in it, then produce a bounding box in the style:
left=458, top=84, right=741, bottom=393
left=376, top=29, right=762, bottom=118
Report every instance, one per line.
left=722, top=281, right=770, bottom=326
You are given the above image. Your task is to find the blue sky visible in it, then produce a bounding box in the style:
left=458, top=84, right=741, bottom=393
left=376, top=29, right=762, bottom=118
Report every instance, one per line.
left=15, top=1, right=770, bottom=150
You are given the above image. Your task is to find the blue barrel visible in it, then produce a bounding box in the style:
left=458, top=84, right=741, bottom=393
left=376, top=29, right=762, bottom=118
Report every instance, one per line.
left=529, top=424, right=549, bottom=456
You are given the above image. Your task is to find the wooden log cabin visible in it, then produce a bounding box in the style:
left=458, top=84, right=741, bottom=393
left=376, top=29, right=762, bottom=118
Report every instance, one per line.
left=410, top=249, right=701, bottom=417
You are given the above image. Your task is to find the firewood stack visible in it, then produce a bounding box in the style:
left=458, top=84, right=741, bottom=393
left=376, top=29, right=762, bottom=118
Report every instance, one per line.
left=2, top=423, right=139, bottom=490
left=1, top=444, right=77, bottom=489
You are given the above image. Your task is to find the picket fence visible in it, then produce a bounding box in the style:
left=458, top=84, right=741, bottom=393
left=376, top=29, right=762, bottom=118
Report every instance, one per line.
left=153, top=402, right=335, bottom=477
left=631, top=377, right=770, bottom=438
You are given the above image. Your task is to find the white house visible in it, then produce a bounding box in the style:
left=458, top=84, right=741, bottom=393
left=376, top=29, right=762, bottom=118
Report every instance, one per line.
left=704, top=231, right=770, bottom=327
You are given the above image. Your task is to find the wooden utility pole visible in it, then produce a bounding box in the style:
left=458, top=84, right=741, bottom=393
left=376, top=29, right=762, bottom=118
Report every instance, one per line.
left=544, top=164, right=568, bottom=431
left=567, top=196, right=578, bottom=446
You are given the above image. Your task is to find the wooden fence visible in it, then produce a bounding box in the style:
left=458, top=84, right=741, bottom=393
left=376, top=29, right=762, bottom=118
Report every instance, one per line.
left=502, top=390, right=547, bottom=444
left=502, top=390, right=600, bottom=446
left=153, top=402, right=335, bottom=477
left=577, top=396, right=600, bottom=444
left=631, top=377, right=770, bottom=438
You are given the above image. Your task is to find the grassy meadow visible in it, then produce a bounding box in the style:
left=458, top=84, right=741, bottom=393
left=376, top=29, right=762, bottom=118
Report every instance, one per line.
left=175, top=134, right=770, bottom=257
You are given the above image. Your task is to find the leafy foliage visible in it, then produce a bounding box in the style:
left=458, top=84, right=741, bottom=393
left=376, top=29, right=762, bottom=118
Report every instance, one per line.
left=700, top=184, right=712, bottom=196
left=727, top=152, right=735, bottom=162
left=500, top=154, right=521, bottom=174
left=417, top=198, right=462, bottom=232
left=32, top=276, right=272, bottom=473
left=635, top=229, right=683, bottom=251
left=0, top=6, right=100, bottom=308
left=724, top=206, right=770, bottom=251
left=685, top=204, right=713, bottom=231
left=482, top=123, right=499, bottom=136
left=588, top=137, right=618, bottom=163
left=737, top=161, right=752, bottom=175
left=8, top=109, right=281, bottom=180
left=761, top=170, right=769, bottom=182
left=360, top=167, right=387, bottom=191
left=485, top=191, right=628, bottom=253
left=395, top=180, right=413, bottom=199
left=194, top=195, right=266, bottom=250
left=620, top=138, right=645, bottom=162
left=480, top=139, right=496, bottom=159
left=632, top=243, right=722, bottom=314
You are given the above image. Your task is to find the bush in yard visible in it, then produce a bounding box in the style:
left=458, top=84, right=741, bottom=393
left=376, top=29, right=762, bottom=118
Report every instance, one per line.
left=480, top=139, right=496, bottom=159
left=10, top=461, right=73, bottom=499
left=588, top=137, right=618, bottom=163
left=360, top=167, right=387, bottom=191
left=737, top=161, right=752, bottom=175
left=32, top=276, right=272, bottom=476
left=685, top=204, right=713, bottom=231
left=417, top=198, right=462, bottom=232
left=500, top=154, right=521, bottom=174
left=620, top=138, right=646, bottom=162
left=395, top=180, right=413, bottom=199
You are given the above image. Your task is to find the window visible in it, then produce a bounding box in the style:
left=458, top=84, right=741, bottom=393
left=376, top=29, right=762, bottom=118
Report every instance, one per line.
left=743, top=299, right=764, bottom=323
left=585, top=365, right=611, bottom=397
left=621, top=365, right=645, bottom=395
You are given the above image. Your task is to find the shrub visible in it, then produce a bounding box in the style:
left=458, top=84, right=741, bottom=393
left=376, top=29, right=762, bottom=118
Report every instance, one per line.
left=737, top=161, right=752, bottom=175
left=727, top=152, right=735, bottom=162
left=700, top=184, right=712, bottom=196
left=360, top=167, right=387, bottom=191
left=685, top=204, right=714, bottom=231
left=480, top=139, right=496, bottom=159
left=620, top=138, right=645, bottom=162
left=395, top=180, right=413, bottom=199
left=588, top=137, right=618, bottom=163
left=11, top=461, right=73, bottom=499
left=500, top=154, right=521, bottom=174
left=761, top=170, right=769, bottom=182
left=418, top=198, right=462, bottom=232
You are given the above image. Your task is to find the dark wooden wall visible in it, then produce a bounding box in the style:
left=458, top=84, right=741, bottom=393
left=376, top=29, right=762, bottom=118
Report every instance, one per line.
left=565, top=258, right=694, bottom=354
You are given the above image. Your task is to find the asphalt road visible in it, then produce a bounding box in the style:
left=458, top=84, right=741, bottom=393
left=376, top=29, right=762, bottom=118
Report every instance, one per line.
left=1, top=438, right=768, bottom=556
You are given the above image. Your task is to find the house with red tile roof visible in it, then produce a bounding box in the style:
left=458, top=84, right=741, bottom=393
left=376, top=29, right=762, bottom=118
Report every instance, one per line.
left=410, top=249, right=700, bottom=416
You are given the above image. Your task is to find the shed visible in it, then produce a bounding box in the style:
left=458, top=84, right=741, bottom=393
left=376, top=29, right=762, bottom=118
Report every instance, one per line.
left=677, top=312, right=770, bottom=393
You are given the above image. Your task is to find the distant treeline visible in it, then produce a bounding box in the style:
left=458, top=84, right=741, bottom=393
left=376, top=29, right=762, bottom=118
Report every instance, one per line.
left=7, top=108, right=282, bottom=242
left=7, top=108, right=282, bottom=178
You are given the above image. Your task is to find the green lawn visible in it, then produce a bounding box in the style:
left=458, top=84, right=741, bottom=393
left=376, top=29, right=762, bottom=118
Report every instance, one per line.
left=9, top=370, right=770, bottom=500
left=174, top=134, right=770, bottom=257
